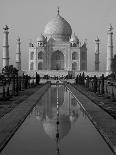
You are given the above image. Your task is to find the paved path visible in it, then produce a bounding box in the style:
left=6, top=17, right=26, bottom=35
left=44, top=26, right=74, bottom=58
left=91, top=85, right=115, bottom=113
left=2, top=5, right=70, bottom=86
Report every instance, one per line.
left=73, top=84, right=116, bottom=119
left=66, top=83, right=116, bottom=155
left=0, top=83, right=50, bottom=153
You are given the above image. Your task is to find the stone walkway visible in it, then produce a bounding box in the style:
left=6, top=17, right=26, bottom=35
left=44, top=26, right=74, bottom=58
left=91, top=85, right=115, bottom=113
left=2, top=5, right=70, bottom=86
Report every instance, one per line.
left=66, top=83, right=116, bottom=155
left=0, top=85, right=43, bottom=119
left=0, top=83, right=50, bottom=153
left=73, top=84, right=116, bottom=119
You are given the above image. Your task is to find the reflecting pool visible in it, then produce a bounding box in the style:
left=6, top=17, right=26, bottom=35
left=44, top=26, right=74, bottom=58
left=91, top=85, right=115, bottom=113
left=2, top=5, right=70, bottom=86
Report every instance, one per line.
left=1, top=85, right=113, bottom=155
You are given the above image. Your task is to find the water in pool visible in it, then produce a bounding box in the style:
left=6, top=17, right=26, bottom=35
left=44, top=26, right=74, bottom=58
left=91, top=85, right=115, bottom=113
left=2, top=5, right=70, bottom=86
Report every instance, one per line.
left=1, top=85, right=113, bottom=155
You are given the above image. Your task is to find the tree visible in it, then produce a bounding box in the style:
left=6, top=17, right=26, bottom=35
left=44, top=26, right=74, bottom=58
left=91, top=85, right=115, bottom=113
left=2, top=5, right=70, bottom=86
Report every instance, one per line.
left=2, top=65, right=18, bottom=85
left=2, top=65, right=13, bottom=77
left=0, top=73, right=6, bottom=98
left=2, top=65, right=18, bottom=97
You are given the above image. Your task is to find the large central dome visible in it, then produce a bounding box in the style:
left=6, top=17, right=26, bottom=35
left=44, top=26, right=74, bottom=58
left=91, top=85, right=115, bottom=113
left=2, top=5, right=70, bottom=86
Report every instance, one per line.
left=44, top=10, right=72, bottom=41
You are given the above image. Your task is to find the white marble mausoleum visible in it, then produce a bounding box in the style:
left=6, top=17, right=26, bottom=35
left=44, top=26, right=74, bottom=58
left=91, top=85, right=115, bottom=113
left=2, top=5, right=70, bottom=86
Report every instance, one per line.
left=28, top=9, right=87, bottom=76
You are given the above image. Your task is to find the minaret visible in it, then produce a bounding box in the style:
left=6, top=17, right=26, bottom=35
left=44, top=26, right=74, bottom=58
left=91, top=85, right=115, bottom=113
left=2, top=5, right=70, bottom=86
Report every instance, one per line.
left=16, top=36, right=21, bottom=70
left=106, top=24, right=113, bottom=75
left=95, top=36, right=100, bottom=72
left=2, top=25, right=9, bottom=68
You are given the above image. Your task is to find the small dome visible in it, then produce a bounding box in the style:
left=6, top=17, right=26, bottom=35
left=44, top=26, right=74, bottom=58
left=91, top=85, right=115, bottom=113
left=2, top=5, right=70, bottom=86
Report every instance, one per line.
left=70, top=33, right=79, bottom=43
left=37, top=34, right=46, bottom=42
left=44, top=10, right=72, bottom=41
left=3, top=25, right=9, bottom=30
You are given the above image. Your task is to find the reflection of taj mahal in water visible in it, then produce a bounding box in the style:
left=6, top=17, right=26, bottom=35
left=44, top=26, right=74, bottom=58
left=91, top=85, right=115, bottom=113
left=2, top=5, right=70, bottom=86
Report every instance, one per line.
left=29, top=8, right=87, bottom=75
left=33, top=86, right=83, bottom=140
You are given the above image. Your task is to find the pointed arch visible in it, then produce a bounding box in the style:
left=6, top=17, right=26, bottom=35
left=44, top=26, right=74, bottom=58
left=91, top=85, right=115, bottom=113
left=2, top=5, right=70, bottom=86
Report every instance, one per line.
left=38, top=62, right=43, bottom=70
left=38, top=51, right=44, bottom=59
left=30, top=62, right=34, bottom=70
left=72, top=52, right=78, bottom=60
left=30, top=52, right=34, bottom=60
left=51, top=50, right=64, bottom=70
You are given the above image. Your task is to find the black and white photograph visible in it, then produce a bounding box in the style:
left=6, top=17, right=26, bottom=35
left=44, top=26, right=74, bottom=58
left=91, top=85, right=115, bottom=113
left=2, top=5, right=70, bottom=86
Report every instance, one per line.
left=0, top=0, right=116, bottom=154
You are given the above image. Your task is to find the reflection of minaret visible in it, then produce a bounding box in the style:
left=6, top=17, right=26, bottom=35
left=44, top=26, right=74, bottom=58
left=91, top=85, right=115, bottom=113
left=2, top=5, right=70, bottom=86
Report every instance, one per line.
left=63, top=88, right=70, bottom=115
left=2, top=25, right=9, bottom=67
left=95, top=37, right=100, bottom=72
left=56, top=85, right=60, bottom=155
left=16, top=37, right=21, bottom=70
left=106, top=24, right=113, bottom=75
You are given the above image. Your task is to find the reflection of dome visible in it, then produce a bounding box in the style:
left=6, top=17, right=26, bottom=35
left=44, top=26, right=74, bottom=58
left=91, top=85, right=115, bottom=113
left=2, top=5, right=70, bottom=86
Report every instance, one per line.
left=37, top=34, right=46, bottom=42
left=44, top=11, right=72, bottom=41
left=43, top=115, right=71, bottom=140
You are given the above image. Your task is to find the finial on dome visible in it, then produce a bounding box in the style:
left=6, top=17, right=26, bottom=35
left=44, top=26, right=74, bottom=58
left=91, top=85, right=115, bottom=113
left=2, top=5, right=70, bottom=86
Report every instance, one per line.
left=57, top=6, right=60, bottom=15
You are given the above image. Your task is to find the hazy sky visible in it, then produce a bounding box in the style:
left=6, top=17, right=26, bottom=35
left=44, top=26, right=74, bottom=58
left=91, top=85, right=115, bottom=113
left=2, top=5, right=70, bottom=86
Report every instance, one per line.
left=0, top=0, right=116, bottom=71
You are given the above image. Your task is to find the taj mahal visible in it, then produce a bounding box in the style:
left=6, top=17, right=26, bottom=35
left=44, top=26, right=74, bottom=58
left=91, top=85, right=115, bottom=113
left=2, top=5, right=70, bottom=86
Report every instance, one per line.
left=2, top=9, right=114, bottom=77
left=28, top=8, right=87, bottom=76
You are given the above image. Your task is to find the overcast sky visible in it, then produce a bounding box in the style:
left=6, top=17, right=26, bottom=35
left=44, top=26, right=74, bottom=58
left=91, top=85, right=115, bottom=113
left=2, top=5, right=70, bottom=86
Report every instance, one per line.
left=0, top=0, right=116, bottom=71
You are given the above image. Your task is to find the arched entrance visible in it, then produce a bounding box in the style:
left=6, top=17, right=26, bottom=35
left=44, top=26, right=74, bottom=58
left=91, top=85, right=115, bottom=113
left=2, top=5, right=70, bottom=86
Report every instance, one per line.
left=72, top=52, right=78, bottom=60
left=38, top=51, right=43, bottom=59
left=30, top=62, right=34, bottom=70
left=51, top=50, right=64, bottom=70
left=38, top=62, right=43, bottom=70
